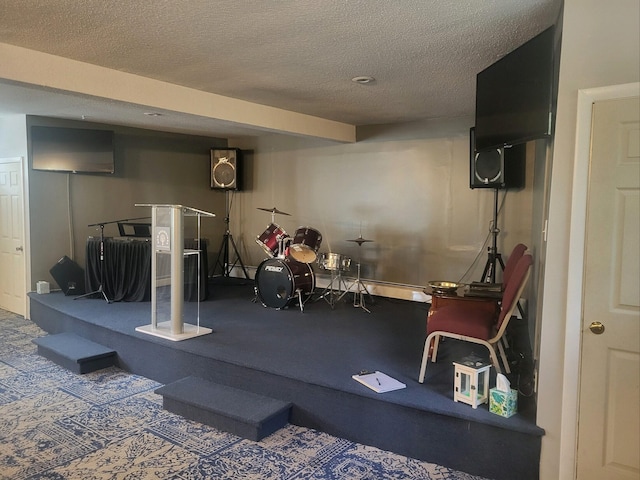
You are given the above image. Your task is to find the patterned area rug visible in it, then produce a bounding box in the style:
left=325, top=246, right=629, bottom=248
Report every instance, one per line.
left=0, top=310, right=489, bottom=479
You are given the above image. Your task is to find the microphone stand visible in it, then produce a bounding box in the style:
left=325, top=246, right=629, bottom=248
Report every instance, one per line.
left=74, top=216, right=150, bottom=303
left=74, top=222, right=110, bottom=303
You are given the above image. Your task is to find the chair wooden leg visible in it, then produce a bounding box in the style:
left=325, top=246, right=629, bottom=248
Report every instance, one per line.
left=431, top=335, right=441, bottom=362
left=496, top=339, right=511, bottom=374
left=419, top=333, right=437, bottom=383
left=486, top=344, right=503, bottom=375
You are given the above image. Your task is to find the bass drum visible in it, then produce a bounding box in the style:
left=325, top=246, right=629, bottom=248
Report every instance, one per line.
left=255, top=257, right=315, bottom=309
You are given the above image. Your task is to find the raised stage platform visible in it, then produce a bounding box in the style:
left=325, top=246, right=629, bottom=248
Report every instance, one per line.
left=28, top=278, right=544, bottom=480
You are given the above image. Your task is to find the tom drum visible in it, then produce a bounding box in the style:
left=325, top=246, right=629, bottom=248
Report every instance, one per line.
left=289, top=226, right=322, bottom=263
left=256, top=223, right=289, bottom=258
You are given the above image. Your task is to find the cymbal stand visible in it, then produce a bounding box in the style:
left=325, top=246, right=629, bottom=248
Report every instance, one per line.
left=74, top=223, right=110, bottom=303
left=339, top=247, right=373, bottom=313
left=213, top=190, right=250, bottom=279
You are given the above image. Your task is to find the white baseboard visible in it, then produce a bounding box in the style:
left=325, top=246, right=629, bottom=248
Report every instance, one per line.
left=220, top=265, right=432, bottom=304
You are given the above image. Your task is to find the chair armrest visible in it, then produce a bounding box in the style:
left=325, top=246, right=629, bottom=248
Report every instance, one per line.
left=429, top=293, right=499, bottom=318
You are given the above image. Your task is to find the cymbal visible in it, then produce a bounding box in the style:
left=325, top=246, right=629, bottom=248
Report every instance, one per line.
left=257, top=207, right=291, bottom=216
left=347, top=235, right=373, bottom=245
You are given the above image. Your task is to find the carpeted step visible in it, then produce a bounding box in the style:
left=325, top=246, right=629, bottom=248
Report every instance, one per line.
left=155, top=376, right=292, bottom=441
left=32, top=333, right=117, bottom=374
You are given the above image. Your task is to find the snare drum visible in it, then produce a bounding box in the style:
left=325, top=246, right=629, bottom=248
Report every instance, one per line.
left=255, top=257, right=315, bottom=309
left=318, top=252, right=351, bottom=272
left=289, top=226, right=322, bottom=263
left=256, top=223, right=289, bottom=257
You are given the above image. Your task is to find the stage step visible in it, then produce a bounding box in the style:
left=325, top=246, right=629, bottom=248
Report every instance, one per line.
left=155, top=376, right=292, bottom=441
left=32, top=333, right=117, bottom=374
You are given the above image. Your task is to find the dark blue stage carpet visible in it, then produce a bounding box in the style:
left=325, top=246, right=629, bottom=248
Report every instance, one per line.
left=29, top=278, right=544, bottom=480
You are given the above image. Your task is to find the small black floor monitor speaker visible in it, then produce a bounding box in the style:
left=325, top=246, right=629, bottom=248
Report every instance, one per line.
left=470, top=127, right=526, bottom=189
left=211, top=148, right=242, bottom=190
left=49, top=256, right=86, bottom=296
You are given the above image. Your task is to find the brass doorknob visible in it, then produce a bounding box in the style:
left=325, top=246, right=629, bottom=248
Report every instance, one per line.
left=589, top=322, right=605, bottom=334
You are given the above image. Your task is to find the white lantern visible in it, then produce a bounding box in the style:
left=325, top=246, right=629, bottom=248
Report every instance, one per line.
left=453, top=357, right=491, bottom=409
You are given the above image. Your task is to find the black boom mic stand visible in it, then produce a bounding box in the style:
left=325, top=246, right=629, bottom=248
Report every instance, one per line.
left=75, top=222, right=110, bottom=303
left=75, top=216, right=150, bottom=303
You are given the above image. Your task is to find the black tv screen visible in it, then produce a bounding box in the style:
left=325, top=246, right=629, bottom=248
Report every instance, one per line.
left=474, top=26, right=555, bottom=151
left=31, top=126, right=115, bottom=174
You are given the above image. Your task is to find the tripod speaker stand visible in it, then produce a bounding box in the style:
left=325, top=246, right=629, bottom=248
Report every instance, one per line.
left=480, top=188, right=505, bottom=284
left=213, top=190, right=249, bottom=279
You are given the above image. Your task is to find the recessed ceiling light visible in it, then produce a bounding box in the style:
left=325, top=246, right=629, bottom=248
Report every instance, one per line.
left=351, top=76, right=376, bottom=85
left=144, top=112, right=163, bottom=117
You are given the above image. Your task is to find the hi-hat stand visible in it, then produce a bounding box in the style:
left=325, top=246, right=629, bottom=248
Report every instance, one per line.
left=316, top=266, right=350, bottom=308
left=480, top=188, right=505, bottom=283
left=213, top=190, right=249, bottom=279
left=339, top=235, right=374, bottom=313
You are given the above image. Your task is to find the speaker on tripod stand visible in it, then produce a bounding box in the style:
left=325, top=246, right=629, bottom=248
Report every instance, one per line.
left=469, top=127, right=526, bottom=282
left=470, top=127, right=526, bottom=190
left=211, top=148, right=241, bottom=191
left=210, top=148, right=249, bottom=279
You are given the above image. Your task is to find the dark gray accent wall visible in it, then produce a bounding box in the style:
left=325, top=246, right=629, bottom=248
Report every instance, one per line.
left=27, top=116, right=227, bottom=290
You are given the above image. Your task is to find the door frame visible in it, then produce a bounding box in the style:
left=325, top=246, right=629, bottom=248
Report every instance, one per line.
left=560, top=82, right=640, bottom=478
left=0, top=156, right=30, bottom=317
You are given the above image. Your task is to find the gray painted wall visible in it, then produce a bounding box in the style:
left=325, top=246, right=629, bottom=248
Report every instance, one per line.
left=26, top=116, right=228, bottom=289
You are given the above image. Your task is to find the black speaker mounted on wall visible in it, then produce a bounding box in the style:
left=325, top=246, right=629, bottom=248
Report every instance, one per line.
left=211, top=148, right=242, bottom=190
left=470, top=127, right=526, bottom=189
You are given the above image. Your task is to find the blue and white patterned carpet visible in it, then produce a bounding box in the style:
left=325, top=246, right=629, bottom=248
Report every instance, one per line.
left=0, top=310, right=489, bottom=480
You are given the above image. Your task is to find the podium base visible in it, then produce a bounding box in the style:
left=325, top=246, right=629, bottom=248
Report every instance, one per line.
left=136, top=321, right=212, bottom=342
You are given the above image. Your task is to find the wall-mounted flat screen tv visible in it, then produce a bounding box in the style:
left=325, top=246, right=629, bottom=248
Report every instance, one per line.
left=474, top=26, right=555, bottom=152
left=31, top=125, right=115, bottom=174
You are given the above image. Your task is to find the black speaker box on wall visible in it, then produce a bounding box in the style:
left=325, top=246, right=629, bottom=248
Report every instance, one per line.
left=211, top=148, right=242, bottom=190
left=49, top=255, right=86, bottom=296
left=470, top=127, right=526, bottom=189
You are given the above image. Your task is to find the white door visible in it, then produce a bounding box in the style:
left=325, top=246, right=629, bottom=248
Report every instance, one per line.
left=0, top=159, right=26, bottom=316
left=576, top=96, right=640, bottom=479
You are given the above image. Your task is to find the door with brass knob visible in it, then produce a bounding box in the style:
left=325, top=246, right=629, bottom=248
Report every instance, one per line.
left=577, top=96, right=640, bottom=479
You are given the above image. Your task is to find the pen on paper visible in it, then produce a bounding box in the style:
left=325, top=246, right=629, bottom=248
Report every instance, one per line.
left=376, top=377, right=381, bottom=386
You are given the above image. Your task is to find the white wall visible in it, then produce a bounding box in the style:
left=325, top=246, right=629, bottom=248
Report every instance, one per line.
left=230, top=116, right=535, bottom=289
left=0, top=114, right=28, bottom=157
left=537, top=0, right=640, bottom=478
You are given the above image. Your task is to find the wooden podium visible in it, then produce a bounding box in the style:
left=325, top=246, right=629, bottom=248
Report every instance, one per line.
left=134, top=204, right=215, bottom=341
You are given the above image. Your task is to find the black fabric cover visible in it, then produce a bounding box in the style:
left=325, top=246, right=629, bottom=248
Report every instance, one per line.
left=85, top=238, right=208, bottom=302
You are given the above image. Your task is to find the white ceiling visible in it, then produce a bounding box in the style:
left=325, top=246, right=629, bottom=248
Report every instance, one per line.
left=0, top=0, right=560, bottom=140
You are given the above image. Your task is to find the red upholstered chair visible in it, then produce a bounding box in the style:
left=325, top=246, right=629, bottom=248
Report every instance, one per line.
left=469, top=243, right=527, bottom=293
left=419, top=254, right=532, bottom=381
left=502, top=243, right=528, bottom=286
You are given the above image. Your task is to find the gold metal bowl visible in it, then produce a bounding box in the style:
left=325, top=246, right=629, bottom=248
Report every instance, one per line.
left=427, top=281, right=462, bottom=295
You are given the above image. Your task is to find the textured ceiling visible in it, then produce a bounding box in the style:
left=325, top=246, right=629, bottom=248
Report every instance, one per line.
left=0, top=0, right=560, bottom=139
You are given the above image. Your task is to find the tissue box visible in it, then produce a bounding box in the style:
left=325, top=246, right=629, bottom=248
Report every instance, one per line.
left=36, top=281, right=50, bottom=294
left=489, top=388, right=518, bottom=418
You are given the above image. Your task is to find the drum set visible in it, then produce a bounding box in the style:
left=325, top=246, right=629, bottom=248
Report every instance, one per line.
left=253, top=206, right=373, bottom=312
